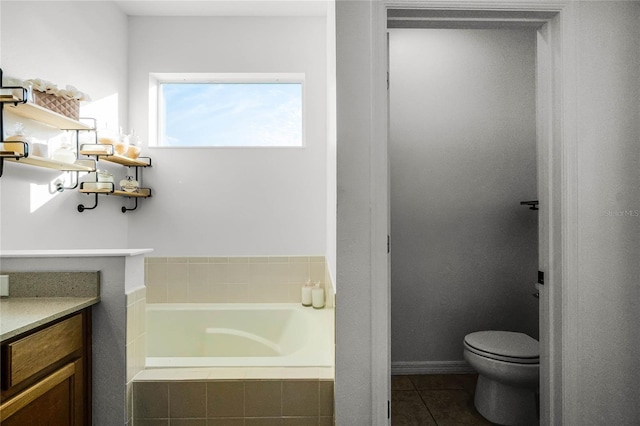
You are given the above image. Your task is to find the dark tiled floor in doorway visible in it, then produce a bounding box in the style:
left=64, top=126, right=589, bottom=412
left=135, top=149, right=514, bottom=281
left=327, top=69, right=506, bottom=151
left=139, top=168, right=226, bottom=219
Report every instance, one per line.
left=391, top=374, right=492, bottom=426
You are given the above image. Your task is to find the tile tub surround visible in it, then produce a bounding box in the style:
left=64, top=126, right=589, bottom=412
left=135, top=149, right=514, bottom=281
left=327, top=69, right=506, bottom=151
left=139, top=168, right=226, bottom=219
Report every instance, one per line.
left=133, top=379, right=334, bottom=424
left=127, top=287, right=147, bottom=426
left=145, top=256, right=335, bottom=307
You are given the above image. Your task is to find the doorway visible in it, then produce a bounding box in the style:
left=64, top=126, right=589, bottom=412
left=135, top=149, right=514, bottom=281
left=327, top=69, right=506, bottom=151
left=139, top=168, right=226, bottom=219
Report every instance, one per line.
left=367, top=7, right=565, bottom=426
left=388, top=26, right=539, bottom=423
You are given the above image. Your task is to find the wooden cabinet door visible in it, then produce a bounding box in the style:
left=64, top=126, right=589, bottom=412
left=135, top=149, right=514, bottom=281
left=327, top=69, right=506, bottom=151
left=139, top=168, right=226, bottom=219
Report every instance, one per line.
left=0, top=361, right=78, bottom=426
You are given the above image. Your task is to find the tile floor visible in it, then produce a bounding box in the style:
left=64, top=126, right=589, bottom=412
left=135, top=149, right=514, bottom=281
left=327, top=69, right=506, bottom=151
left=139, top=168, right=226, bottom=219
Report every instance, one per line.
left=391, top=374, right=492, bottom=426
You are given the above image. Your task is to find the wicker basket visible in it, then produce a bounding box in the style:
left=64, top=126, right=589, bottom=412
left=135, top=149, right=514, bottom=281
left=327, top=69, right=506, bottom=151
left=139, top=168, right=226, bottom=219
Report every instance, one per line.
left=32, top=90, right=79, bottom=120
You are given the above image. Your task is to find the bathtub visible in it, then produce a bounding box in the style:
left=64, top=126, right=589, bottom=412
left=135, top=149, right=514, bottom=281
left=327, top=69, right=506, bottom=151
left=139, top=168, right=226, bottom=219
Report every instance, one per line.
left=145, top=303, right=334, bottom=369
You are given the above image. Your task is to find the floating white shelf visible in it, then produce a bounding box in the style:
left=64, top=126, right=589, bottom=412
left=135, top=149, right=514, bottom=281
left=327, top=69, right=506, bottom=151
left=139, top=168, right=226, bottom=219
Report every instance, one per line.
left=78, top=187, right=151, bottom=198
left=5, top=102, right=92, bottom=130
left=6, top=156, right=95, bottom=172
left=80, top=146, right=150, bottom=167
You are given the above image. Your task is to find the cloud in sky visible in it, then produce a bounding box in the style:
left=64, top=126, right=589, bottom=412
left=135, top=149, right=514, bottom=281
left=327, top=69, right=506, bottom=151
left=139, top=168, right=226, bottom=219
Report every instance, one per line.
left=161, top=83, right=303, bottom=147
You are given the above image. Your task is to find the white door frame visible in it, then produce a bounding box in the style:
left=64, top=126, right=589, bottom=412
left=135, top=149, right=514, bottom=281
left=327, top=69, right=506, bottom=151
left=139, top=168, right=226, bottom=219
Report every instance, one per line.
left=370, top=2, right=578, bottom=424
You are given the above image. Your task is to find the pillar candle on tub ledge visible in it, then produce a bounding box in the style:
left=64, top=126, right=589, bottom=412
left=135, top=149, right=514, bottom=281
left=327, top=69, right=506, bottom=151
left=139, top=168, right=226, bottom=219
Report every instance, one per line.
left=312, top=284, right=325, bottom=309
left=301, top=280, right=313, bottom=307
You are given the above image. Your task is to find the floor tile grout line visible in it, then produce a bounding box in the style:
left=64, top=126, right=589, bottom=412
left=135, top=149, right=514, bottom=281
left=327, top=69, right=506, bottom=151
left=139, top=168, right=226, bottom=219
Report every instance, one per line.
left=414, top=388, right=439, bottom=426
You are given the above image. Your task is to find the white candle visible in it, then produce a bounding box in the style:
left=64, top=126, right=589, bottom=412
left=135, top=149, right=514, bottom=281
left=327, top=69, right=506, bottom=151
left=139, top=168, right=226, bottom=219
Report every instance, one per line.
left=301, top=286, right=312, bottom=306
left=312, top=287, right=325, bottom=309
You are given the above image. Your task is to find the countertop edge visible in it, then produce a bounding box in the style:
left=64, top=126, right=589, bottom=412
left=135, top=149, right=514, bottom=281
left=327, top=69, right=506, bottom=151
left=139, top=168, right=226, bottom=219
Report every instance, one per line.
left=0, top=248, right=153, bottom=258
left=0, top=297, right=100, bottom=342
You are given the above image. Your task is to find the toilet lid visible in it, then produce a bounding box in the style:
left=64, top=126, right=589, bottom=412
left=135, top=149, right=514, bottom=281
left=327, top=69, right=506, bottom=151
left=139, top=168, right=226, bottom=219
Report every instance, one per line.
left=464, top=331, right=539, bottom=363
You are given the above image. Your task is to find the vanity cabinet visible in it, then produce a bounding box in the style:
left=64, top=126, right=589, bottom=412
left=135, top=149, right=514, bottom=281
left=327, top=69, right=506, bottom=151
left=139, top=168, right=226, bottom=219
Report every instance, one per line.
left=0, top=309, right=91, bottom=425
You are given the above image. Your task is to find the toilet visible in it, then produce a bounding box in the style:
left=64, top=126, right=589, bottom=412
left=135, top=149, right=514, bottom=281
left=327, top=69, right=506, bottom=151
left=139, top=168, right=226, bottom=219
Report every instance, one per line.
left=463, top=330, right=539, bottom=426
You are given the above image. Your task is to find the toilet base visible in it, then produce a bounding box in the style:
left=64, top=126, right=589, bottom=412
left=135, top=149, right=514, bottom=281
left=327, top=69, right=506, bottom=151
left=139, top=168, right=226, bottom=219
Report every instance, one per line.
left=474, top=375, right=538, bottom=426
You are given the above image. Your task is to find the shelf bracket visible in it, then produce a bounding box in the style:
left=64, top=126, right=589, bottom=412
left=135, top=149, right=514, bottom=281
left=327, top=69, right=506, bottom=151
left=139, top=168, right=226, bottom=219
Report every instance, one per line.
left=78, top=193, right=99, bottom=212
left=55, top=172, right=80, bottom=192
left=121, top=197, right=139, bottom=213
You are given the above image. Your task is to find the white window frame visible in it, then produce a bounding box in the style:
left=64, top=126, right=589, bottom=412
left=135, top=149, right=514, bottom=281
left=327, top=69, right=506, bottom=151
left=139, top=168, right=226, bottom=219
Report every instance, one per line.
left=149, top=72, right=306, bottom=148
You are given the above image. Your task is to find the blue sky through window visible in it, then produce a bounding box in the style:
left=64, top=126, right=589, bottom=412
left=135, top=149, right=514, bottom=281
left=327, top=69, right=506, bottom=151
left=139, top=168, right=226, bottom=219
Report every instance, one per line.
left=160, top=82, right=302, bottom=147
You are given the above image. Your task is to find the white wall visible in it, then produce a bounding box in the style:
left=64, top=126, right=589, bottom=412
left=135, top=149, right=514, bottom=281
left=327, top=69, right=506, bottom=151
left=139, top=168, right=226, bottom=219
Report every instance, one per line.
left=127, top=16, right=327, bottom=256
left=325, top=1, right=337, bottom=286
left=389, top=29, right=538, bottom=365
left=336, top=1, right=375, bottom=423
left=0, top=1, right=129, bottom=250
left=572, top=1, right=640, bottom=422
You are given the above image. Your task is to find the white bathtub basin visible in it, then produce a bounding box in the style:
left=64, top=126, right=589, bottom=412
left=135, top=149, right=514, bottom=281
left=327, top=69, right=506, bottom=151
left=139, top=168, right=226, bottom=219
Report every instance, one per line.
left=145, top=303, right=334, bottom=368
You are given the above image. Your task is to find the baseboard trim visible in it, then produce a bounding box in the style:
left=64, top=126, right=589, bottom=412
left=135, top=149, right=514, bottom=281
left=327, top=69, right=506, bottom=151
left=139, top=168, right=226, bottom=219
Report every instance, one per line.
left=391, top=360, right=474, bottom=375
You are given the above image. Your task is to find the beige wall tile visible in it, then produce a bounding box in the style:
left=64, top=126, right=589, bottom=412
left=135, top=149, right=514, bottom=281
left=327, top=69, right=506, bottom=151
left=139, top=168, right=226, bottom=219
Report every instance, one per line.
left=135, top=335, right=146, bottom=379
left=287, top=284, right=303, bottom=304
left=319, top=416, right=334, bottom=426
left=138, top=287, right=147, bottom=302
left=127, top=382, right=133, bottom=424
left=134, top=382, right=169, bottom=419
left=168, top=263, right=189, bottom=285
left=146, top=265, right=165, bottom=286
left=189, top=264, right=209, bottom=288
left=137, top=298, right=146, bottom=338
left=319, top=381, right=334, bottom=417
left=171, top=419, right=206, bottom=426
left=288, top=262, right=310, bottom=284
left=248, top=283, right=271, bottom=303
left=268, top=284, right=292, bottom=303
left=282, top=417, right=318, bottom=426
left=168, top=257, right=189, bottom=263
left=207, top=284, right=230, bottom=303
left=169, top=382, right=206, bottom=418
left=126, top=304, right=135, bottom=344
left=282, top=381, right=319, bottom=417
left=309, top=262, right=325, bottom=285
left=227, top=284, right=249, bottom=303
left=126, top=342, right=135, bottom=382
left=244, top=381, right=282, bottom=417
left=168, top=282, right=188, bottom=303
left=207, top=419, right=244, bottom=426
left=228, top=262, right=249, bottom=284
left=207, top=381, right=244, bottom=417
left=134, top=419, right=169, bottom=426
left=208, top=263, right=229, bottom=284
left=188, top=279, right=214, bottom=303
left=324, top=265, right=335, bottom=309
left=245, top=419, right=281, bottom=426
left=249, top=263, right=270, bottom=286
left=147, top=281, right=168, bottom=304
left=150, top=256, right=329, bottom=303
left=268, top=262, right=289, bottom=285
left=146, top=257, right=167, bottom=264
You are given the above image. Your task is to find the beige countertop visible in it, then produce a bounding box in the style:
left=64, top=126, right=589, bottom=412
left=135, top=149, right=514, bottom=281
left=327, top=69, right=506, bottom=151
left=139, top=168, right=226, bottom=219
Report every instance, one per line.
left=0, top=296, right=99, bottom=342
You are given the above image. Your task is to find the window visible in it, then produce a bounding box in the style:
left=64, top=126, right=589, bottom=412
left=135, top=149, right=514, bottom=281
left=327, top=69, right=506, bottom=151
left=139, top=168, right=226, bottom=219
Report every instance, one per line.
left=153, top=74, right=304, bottom=147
